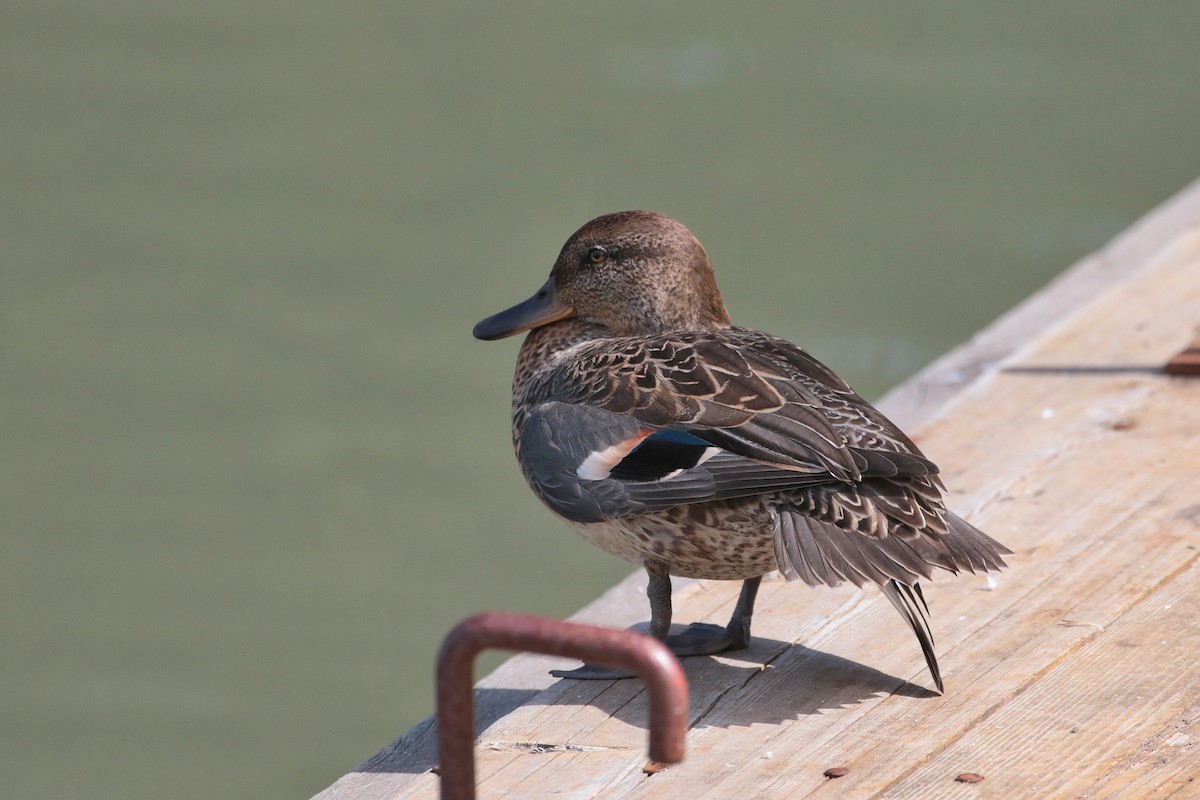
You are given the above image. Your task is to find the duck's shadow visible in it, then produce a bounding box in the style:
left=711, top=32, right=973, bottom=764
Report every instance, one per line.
left=548, top=633, right=934, bottom=730
left=363, top=635, right=935, bottom=774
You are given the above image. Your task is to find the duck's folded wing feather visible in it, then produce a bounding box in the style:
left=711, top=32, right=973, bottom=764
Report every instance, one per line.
left=534, top=333, right=940, bottom=483
left=520, top=402, right=836, bottom=523
left=772, top=507, right=1009, bottom=588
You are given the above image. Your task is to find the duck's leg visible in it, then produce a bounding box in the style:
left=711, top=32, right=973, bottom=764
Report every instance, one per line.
left=549, top=568, right=674, bottom=680
left=665, top=576, right=760, bottom=656
left=551, top=574, right=761, bottom=680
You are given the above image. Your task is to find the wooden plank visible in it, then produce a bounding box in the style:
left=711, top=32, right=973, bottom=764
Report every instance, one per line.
left=651, top=229, right=1200, bottom=799
left=878, top=558, right=1200, bottom=798
left=625, top=353, right=1200, bottom=797
left=314, top=177, right=1200, bottom=800
left=499, top=221, right=1200, bottom=798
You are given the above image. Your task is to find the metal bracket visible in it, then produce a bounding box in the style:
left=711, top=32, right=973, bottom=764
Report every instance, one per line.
left=435, top=611, right=688, bottom=799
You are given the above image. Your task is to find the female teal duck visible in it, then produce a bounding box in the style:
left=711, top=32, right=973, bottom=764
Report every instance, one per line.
left=473, top=211, right=1009, bottom=692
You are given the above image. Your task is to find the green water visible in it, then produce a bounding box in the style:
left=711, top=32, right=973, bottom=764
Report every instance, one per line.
left=4, top=3, right=1200, bottom=797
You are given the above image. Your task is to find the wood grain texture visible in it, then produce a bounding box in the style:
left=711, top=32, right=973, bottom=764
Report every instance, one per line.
left=314, top=177, right=1200, bottom=800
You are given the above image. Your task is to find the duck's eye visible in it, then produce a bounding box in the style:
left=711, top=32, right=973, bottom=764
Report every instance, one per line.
left=585, top=246, right=607, bottom=265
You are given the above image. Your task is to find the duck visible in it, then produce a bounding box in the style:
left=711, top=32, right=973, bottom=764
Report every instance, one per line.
left=473, top=210, right=1009, bottom=692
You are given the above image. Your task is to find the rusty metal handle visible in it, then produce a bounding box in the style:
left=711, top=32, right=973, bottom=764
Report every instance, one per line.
left=436, top=611, right=689, bottom=799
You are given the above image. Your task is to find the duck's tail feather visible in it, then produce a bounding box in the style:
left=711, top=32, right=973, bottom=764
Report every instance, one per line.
left=881, top=579, right=943, bottom=693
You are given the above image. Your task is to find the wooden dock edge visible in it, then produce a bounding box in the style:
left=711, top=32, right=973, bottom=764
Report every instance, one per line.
left=313, top=175, right=1200, bottom=799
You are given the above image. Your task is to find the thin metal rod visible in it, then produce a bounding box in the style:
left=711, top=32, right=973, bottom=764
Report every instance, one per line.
left=436, top=611, right=689, bottom=800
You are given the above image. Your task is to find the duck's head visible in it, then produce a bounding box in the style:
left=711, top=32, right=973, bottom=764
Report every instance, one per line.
left=473, top=211, right=732, bottom=340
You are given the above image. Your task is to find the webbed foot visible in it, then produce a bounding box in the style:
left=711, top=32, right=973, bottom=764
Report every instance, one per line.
left=665, top=619, right=752, bottom=657
left=549, top=663, right=635, bottom=680
left=550, top=574, right=761, bottom=680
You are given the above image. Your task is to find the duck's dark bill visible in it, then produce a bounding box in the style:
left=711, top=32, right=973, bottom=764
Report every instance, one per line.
left=473, top=276, right=574, bottom=340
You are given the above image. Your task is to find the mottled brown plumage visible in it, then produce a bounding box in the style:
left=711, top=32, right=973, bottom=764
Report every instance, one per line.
left=474, top=210, right=1010, bottom=692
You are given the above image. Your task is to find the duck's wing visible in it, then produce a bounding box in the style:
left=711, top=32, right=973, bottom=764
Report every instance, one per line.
left=771, top=505, right=1009, bottom=587
left=519, top=330, right=937, bottom=524
left=519, top=401, right=836, bottom=523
